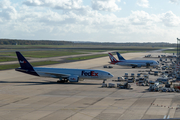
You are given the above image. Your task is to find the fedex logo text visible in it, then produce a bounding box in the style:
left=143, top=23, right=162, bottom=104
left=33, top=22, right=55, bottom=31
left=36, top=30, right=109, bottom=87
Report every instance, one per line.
left=19, top=60, right=26, bottom=63
left=81, top=71, right=98, bottom=76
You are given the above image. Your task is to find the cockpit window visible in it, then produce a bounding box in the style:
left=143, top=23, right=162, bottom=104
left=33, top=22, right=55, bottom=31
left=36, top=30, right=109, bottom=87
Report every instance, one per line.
left=108, top=73, right=110, bottom=75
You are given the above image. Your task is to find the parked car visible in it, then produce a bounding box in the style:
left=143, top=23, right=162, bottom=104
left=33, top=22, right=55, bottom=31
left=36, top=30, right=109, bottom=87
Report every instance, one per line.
left=167, top=88, right=171, bottom=92
left=124, top=73, right=128, bottom=77
left=142, top=83, right=145, bottom=86
left=154, top=71, right=158, bottom=76
left=137, top=73, right=141, bottom=77
left=156, top=77, right=169, bottom=84
left=176, top=89, right=180, bottom=92
left=170, top=88, right=175, bottom=92
left=128, top=79, right=134, bottom=83
left=118, top=77, right=124, bottom=81
left=131, top=73, right=135, bottom=77
left=103, top=65, right=107, bottom=68
left=154, top=87, right=159, bottom=92
left=157, top=68, right=161, bottom=70
left=162, top=88, right=167, bottom=92
left=108, top=66, right=113, bottom=68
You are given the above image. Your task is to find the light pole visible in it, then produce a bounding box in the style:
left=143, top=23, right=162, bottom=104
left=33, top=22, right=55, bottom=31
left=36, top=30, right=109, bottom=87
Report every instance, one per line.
left=177, top=38, right=180, bottom=63
left=176, top=38, right=180, bottom=80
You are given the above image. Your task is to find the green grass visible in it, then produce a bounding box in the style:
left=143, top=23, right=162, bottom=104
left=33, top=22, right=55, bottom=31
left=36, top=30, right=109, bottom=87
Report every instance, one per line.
left=0, top=45, right=166, bottom=59
left=66, top=54, right=108, bottom=61
left=79, top=50, right=106, bottom=52
left=30, top=61, right=60, bottom=66
left=66, top=51, right=141, bottom=61
left=0, top=57, right=17, bottom=62
left=0, top=64, right=20, bottom=70
left=0, top=61, right=59, bottom=70
left=0, top=50, right=85, bottom=58
left=163, top=51, right=176, bottom=53
left=0, top=45, right=166, bottom=49
left=66, top=52, right=125, bottom=60
left=163, top=49, right=176, bottom=53
left=0, top=49, right=141, bottom=59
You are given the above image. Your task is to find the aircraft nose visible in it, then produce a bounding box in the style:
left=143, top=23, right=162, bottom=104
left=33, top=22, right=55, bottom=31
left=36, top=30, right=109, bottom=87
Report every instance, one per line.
left=109, top=74, right=113, bottom=78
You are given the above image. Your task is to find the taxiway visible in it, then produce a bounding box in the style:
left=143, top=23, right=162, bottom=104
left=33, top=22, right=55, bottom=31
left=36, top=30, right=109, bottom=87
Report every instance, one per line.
left=0, top=52, right=179, bottom=120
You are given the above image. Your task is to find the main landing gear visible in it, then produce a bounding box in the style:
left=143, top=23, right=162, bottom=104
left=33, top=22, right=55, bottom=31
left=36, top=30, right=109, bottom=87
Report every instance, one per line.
left=146, top=63, right=150, bottom=68
left=57, top=78, right=68, bottom=83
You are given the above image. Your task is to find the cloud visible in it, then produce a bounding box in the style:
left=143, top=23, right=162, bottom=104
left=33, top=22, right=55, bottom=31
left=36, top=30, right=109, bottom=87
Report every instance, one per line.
left=161, top=11, right=180, bottom=27
left=136, top=0, right=149, bottom=8
left=0, top=0, right=11, bottom=9
left=128, top=10, right=180, bottom=28
left=169, top=0, right=180, bottom=4
left=129, top=11, right=160, bottom=26
left=0, top=0, right=180, bottom=43
left=0, top=0, right=17, bottom=21
left=23, top=0, right=83, bottom=10
left=91, top=0, right=121, bottom=12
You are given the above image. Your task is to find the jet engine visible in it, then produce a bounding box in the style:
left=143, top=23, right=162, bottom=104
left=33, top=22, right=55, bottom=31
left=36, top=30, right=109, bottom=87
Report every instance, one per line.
left=137, top=65, right=141, bottom=68
left=146, top=63, right=151, bottom=68
left=68, top=75, right=79, bottom=82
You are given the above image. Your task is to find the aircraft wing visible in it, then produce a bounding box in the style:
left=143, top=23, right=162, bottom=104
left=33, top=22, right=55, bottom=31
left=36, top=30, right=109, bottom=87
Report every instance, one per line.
left=38, top=71, right=71, bottom=78
left=130, top=64, right=138, bottom=66
left=126, top=63, right=138, bottom=67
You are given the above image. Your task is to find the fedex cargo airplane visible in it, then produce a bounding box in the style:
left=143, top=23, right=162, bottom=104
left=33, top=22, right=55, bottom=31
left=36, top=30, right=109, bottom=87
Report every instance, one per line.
left=15, top=51, right=113, bottom=83
left=108, top=52, right=159, bottom=68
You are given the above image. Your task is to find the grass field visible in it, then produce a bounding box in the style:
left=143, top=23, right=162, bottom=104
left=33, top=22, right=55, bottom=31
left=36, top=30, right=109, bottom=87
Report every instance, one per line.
left=78, top=50, right=106, bottom=52
left=66, top=54, right=108, bottom=61
left=0, top=48, right=141, bottom=58
left=164, top=51, right=176, bottom=53
left=163, top=49, right=176, bottom=53
left=0, top=45, right=166, bottom=70
left=0, top=57, right=17, bottom=62
left=0, top=50, right=84, bottom=58
left=0, top=45, right=164, bottom=50
left=66, top=51, right=129, bottom=61
left=0, top=61, right=60, bottom=70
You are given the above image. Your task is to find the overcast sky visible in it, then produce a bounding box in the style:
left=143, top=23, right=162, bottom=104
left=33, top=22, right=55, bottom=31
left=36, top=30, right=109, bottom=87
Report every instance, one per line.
left=0, top=0, right=180, bottom=43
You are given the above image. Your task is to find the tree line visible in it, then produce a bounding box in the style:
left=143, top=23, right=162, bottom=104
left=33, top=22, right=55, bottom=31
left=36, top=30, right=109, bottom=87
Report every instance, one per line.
left=0, top=39, right=176, bottom=47
left=0, top=39, right=72, bottom=45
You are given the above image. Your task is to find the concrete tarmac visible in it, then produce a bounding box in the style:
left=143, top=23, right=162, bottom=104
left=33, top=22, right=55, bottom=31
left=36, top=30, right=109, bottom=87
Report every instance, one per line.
left=0, top=52, right=179, bottom=120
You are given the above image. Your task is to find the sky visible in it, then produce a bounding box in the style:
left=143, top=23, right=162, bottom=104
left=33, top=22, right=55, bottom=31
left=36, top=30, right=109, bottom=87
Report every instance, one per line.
left=0, top=0, right=180, bottom=43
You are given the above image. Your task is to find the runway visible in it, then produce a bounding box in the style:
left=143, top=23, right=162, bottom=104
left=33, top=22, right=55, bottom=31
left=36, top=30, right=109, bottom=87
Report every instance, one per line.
left=0, top=52, right=179, bottom=120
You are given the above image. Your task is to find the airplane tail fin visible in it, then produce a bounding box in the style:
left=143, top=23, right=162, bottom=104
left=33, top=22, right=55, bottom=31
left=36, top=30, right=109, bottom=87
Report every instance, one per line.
left=116, top=52, right=125, bottom=60
left=16, top=51, right=34, bottom=70
left=108, top=53, right=118, bottom=64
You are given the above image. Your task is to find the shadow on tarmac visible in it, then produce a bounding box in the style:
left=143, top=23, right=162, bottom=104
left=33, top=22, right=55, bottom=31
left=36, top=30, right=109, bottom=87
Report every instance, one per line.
left=105, top=65, right=153, bottom=69
left=0, top=80, right=102, bottom=86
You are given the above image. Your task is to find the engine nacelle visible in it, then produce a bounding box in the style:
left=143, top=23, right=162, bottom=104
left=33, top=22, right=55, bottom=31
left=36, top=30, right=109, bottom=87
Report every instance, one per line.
left=146, top=62, right=151, bottom=66
left=137, top=65, right=141, bottom=68
left=68, top=75, right=79, bottom=82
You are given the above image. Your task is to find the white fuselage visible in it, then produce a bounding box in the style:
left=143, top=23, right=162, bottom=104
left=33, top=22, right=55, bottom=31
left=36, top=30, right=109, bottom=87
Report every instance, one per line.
left=34, top=67, right=113, bottom=80
left=115, top=60, right=159, bottom=67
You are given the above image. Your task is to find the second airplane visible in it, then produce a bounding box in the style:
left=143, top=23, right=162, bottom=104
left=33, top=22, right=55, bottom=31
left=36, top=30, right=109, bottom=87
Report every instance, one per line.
left=108, top=52, right=159, bottom=68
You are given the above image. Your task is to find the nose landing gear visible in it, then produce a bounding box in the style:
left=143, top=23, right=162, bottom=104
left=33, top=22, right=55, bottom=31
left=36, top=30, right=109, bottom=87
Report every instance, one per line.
left=103, top=79, right=107, bottom=83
